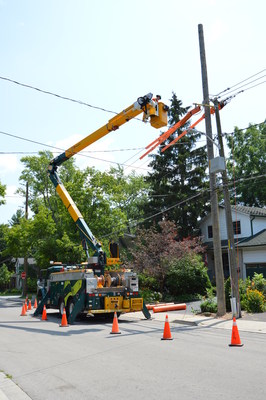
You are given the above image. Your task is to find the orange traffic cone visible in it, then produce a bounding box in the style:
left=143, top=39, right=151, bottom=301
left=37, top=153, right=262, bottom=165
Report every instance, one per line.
left=34, top=298, right=37, bottom=308
left=229, top=317, right=243, bottom=347
left=28, top=300, right=32, bottom=310
left=161, top=314, right=173, bottom=340
left=41, top=305, right=47, bottom=321
left=60, top=308, right=69, bottom=327
left=110, top=312, right=121, bottom=334
left=20, top=304, right=27, bottom=316
left=24, top=300, right=28, bottom=312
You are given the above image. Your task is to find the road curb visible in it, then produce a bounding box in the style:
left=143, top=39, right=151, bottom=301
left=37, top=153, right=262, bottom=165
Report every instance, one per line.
left=0, top=373, right=32, bottom=400
left=172, top=319, right=198, bottom=326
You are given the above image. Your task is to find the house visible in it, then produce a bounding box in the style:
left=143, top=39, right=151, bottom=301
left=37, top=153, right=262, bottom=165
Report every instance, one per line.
left=13, top=258, right=37, bottom=290
left=200, top=205, right=266, bottom=281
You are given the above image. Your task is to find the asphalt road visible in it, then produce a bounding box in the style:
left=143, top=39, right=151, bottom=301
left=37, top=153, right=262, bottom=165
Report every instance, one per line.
left=0, top=296, right=266, bottom=400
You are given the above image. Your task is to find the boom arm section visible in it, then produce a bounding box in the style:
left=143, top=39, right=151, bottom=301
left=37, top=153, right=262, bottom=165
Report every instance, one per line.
left=48, top=93, right=168, bottom=271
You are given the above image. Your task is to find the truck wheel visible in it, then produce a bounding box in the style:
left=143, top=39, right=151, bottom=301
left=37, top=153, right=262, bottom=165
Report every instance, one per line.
left=67, top=298, right=75, bottom=317
left=58, top=299, right=65, bottom=317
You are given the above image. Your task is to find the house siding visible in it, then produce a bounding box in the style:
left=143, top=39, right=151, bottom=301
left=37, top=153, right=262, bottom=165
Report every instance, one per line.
left=201, top=209, right=254, bottom=242
left=252, top=218, right=266, bottom=235
left=200, top=206, right=266, bottom=280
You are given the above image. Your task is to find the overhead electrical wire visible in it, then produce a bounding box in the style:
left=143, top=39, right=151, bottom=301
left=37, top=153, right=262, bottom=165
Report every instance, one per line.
left=100, top=173, right=266, bottom=239
left=1, top=120, right=264, bottom=185
left=218, top=75, right=266, bottom=99
left=214, top=68, right=265, bottom=97
left=0, top=74, right=264, bottom=176
left=0, top=76, right=118, bottom=116
left=0, top=129, right=150, bottom=171
left=0, top=146, right=145, bottom=155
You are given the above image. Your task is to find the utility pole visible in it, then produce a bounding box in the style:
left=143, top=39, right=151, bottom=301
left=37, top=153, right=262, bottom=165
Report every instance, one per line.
left=23, top=182, right=29, bottom=297
left=213, top=98, right=241, bottom=318
left=198, top=24, right=226, bottom=316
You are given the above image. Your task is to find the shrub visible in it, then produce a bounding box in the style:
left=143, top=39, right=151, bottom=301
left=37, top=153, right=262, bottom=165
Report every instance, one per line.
left=165, top=254, right=211, bottom=297
left=0, top=264, right=12, bottom=290
left=139, top=288, right=162, bottom=303
left=27, top=277, right=37, bottom=293
left=138, top=272, right=160, bottom=291
left=224, top=277, right=232, bottom=311
left=225, top=277, right=251, bottom=312
left=245, top=289, right=265, bottom=313
left=200, top=298, right=218, bottom=313
left=251, top=273, right=266, bottom=295
left=200, top=287, right=217, bottom=313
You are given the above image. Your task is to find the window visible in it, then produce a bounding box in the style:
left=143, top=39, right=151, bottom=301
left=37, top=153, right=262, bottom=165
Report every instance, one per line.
left=233, top=221, right=241, bottom=235
left=208, top=225, right=213, bottom=238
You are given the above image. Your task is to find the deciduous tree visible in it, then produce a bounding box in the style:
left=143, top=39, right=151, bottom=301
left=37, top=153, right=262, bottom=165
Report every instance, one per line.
left=0, top=180, right=6, bottom=206
left=226, top=122, right=266, bottom=207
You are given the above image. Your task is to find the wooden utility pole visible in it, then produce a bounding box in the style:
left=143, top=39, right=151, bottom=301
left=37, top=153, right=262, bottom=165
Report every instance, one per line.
left=198, top=24, right=226, bottom=316
left=23, top=182, right=29, bottom=297
left=213, top=98, right=241, bottom=318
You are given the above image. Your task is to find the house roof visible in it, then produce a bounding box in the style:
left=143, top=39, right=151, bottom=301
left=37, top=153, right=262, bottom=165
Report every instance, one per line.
left=204, top=229, right=266, bottom=250
left=200, top=205, right=266, bottom=224
left=229, top=205, right=266, bottom=217
left=237, top=229, right=266, bottom=247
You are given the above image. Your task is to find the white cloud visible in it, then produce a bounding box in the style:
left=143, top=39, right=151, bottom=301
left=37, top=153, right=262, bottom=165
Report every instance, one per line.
left=208, top=19, right=227, bottom=44
left=5, top=185, right=22, bottom=205
left=0, top=184, right=24, bottom=224
left=0, top=154, right=19, bottom=175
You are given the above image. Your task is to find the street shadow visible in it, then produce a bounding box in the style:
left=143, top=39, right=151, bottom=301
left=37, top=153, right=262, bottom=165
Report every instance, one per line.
left=0, top=298, right=26, bottom=308
left=106, top=321, right=197, bottom=338
left=0, top=321, right=103, bottom=337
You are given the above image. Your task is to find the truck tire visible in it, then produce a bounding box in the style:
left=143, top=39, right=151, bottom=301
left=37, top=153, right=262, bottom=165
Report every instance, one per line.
left=66, top=298, right=75, bottom=317
left=58, top=299, right=65, bottom=317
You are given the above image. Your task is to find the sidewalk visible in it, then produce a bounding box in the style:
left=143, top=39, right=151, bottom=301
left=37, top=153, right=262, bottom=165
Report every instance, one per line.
left=0, top=372, right=31, bottom=400
left=170, top=312, right=266, bottom=333
left=121, top=308, right=266, bottom=334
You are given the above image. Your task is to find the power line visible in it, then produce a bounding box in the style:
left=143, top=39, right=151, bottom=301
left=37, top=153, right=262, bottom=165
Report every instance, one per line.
left=218, top=75, right=266, bottom=99
left=214, top=68, right=266, bottom=97
left=1, top=119, right=264, bottom=182
left=0, top=146, right=145, bottom=155
left=0, top=129, right=150, bottom=171
left=100, top=173, right=266, bottom=239
left=0, top=76, right=118, bottom=116
left=224, top=121, right=265, bottom=137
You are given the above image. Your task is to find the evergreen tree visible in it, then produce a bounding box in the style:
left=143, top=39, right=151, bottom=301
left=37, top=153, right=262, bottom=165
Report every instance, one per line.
left=143, top=93, right=208, bottom=238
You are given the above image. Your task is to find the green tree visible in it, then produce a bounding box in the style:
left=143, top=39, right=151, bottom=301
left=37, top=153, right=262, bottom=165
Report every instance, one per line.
left=0, top=180, right=6, bottom=205
left=18, top=151, right=54, bottom=213
left=56, top=232, right=85, bottom=265
left=5, top=207, right=58, bottom=269
left=9, top=209, right=24, bottom=226
left=0, top=263, right=12, bottom=290
left=143, top=93, right=208, bottom=238
left=226, top=122, right=266, bottom=207
left=17, top=151, right=149, bottom=265
left=0, top=224, right=9, bottom=265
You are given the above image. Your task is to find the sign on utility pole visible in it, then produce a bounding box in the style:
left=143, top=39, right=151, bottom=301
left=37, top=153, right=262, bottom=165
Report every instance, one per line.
left=198, top=24, right=226, bottom=316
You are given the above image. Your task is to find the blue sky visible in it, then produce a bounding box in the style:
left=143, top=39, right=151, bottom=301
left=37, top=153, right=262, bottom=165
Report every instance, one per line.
left=0, top=0, right=265, bottom=223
